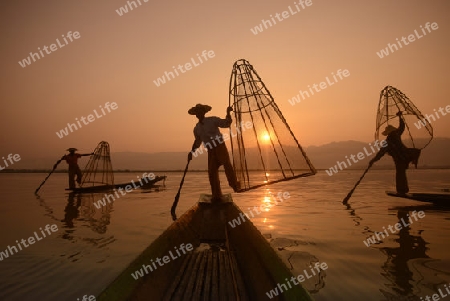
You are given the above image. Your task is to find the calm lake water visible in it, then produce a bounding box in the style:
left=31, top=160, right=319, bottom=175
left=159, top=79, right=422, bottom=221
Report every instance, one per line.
left=0, top=169, right=449, bottom=301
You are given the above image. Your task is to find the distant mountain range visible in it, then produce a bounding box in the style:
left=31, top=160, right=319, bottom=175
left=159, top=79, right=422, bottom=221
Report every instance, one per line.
left=6, top=138, right=450, bottom=171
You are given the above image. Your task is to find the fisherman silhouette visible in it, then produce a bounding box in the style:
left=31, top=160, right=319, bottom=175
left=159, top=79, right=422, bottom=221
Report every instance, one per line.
left=369, top=112, right=421, bottom=195
left=188, top=104, right=240, bottom=201
left=62, top=148, right=92, bottom=189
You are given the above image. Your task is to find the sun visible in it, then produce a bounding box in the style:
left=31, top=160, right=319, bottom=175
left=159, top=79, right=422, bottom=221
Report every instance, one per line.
left=261, top=132, right=271, bottom=143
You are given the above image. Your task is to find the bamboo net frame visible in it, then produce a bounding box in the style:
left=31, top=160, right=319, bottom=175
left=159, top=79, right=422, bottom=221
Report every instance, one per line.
left=375, top=86, right=433, bottom=150
left=227, top=59, right=316, bottom=192
left=80, top=141, right=114, bottom=188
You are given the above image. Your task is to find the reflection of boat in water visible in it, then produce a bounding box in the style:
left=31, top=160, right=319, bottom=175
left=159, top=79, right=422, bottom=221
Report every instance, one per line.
left=61, top=192, right=114, bottom=242
left=378, top=208, right=429, bottom=299
left=66, top=175, right=166, bottom=193
left=35, top=192, right=115, bottom=249
left=98, top=194, right=313, bottom=301
left=345, top=200, right=450, bottom=300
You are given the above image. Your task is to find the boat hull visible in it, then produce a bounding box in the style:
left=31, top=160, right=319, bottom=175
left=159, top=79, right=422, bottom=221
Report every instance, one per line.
left=386, top=191, right=450, bottom=205
left=65, top=176, right=166, bottom=193
left=97, top=194, right=313, bottom=301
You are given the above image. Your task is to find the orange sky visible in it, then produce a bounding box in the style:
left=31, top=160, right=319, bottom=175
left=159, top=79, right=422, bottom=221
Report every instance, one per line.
left=1, top=0, right=449, bottom=159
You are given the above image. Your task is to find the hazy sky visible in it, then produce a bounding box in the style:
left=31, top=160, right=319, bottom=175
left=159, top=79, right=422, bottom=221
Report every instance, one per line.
left=1, top=0, right=449, bottom=160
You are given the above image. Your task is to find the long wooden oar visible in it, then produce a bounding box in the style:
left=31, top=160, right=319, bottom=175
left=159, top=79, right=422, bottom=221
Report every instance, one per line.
left=34, top=157, right=63, bottom=194
left=342, top=164, right=372, bottom=205
left=170, top=159, right=190, bottom=220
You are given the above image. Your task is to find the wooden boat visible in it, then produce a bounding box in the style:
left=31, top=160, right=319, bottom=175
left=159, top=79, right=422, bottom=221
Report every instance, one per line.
left=386, top=191, right=450, bottom=206
left=97, top=194, right=313, bottom=301
left=66, top=175, right=166, bottom=193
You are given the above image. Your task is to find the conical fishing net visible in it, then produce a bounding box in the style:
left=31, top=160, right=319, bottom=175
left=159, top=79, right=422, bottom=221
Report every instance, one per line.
left=227, top=59, right=316, bottom=192
left=80, top=141, right=114, bottom=188
left=375, top=86, right=433, bottom=150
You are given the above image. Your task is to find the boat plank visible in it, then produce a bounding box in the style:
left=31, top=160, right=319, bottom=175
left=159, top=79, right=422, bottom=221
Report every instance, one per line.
left=211, top=250, right=219, bottom=301
left=162, top=249, right=192, bottom=301
left=192, top=251, right=207, bottom=300
left=172, top=252, right=199, bottom=300
left=202, top=250, right=213, bottom=301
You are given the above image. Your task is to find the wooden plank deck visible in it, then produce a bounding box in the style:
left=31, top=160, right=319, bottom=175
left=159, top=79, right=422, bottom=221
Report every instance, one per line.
left=97, top=194, right=313, bottom=301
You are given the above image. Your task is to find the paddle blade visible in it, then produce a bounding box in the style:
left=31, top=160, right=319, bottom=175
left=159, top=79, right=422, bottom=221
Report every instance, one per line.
left=342, top=191, right=353, bottom=205
left=34, top=159, right=63, bottom=194
left=170, top=160, right=190, bottom=221
left=171, top=193, right=180, bottom=221
left=342, top=165, right=371, bottom=205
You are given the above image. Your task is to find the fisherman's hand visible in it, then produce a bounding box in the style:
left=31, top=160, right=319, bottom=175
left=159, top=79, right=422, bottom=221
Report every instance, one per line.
left=396, top=111, right=403, bottom=116
left=188, top=152, right=193, bottom=161
left=91, top=152, right=94, bottom=155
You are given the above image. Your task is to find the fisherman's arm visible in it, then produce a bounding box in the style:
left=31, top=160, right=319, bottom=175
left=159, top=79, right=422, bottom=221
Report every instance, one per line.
left=397, top=111, right=405, bottom=134
left=188, top=130, right=202, bottom=161
left=216, top=107, right=233, bottom=128
left=369, top=148, right=387, bottom=166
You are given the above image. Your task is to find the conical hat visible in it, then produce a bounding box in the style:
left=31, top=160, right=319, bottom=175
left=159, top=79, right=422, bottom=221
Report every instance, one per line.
left=188, top=104, right=212, bottom=115
left=382, top=125, right=397, bottom=136
left=66, top=148, right=78, bottom=152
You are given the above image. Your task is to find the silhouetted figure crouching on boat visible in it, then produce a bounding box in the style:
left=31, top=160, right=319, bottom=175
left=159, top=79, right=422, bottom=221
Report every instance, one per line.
left=369, top=112, right=421, bottom=195
left=188, top=104, right=240, bottom=201
left=62, top=148, right=92, bottom=189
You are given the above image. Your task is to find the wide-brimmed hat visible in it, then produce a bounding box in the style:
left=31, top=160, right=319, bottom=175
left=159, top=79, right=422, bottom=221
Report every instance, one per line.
left=188, top=104, right=212, bottom=115
left=382, top=125, right=397, bottom=136
left=66, top=148, right=78, bottom=152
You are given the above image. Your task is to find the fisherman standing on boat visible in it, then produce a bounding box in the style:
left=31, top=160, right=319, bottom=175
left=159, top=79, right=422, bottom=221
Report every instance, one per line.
left=369, top=111, right=421, bottom=195
left=62, top=148, right=92, bottom=189
left=188, top=104, right=240, bottom=201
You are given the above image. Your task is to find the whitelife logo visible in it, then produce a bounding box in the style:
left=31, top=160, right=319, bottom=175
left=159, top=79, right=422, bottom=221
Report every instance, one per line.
left=250, top=0, right=313, bottom=35
left=153, top=50, right=215, bottom=87
left=0, top=224, right=59, bottom=261
left=363, top=210, right=425, bottom=247
left=0, top=153, right=21, bottom=171
left=115, top=0, right=148, bottom=16
left=414, top=104, right=450, bottom=129
left=55, top=102, right=118, bottom=139
left=18, top=31, right=81, bottom=68
left=265, top=262, right=328, bottom=299
left=288, top=69, right=350, bottom=106
left=376, top=22, right=439, bottom=59
left=130, top=243, right=193, bottom=280
left=325, top=140, right=387, bottom=176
